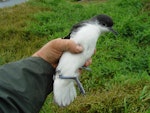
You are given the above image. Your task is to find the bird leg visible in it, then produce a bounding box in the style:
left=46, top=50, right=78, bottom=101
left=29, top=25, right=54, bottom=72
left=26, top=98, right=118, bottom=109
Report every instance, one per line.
left=59, top=75, right=85, bottom=95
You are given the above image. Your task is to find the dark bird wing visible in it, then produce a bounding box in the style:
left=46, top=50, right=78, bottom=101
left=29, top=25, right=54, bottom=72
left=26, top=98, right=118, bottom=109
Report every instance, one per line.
left=63, top=21, right=87, bottom=39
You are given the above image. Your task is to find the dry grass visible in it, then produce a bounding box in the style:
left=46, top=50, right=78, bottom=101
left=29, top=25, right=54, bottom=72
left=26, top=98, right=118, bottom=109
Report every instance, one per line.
left=0, top=3, right=50, bottom=64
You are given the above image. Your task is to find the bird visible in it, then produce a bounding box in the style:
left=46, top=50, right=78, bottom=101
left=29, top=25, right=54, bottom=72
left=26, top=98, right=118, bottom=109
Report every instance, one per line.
left=53, top=14, right=117, bottom=107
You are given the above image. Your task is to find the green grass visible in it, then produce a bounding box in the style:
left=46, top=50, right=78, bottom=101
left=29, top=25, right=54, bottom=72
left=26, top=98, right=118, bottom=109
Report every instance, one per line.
left=0, top=0, right=150, bottom=112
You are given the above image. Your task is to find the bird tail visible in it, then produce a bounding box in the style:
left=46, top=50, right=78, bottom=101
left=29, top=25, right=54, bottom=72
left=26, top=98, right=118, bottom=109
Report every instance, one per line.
left=53, top=78, right=77, bottom=107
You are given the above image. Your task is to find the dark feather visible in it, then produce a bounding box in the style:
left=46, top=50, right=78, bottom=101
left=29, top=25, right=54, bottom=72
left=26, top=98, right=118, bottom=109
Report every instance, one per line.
left=63, top=21, right=86, bottom=39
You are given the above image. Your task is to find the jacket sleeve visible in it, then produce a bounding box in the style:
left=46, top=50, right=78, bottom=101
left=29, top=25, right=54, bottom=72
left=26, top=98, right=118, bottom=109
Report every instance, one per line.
left=0, top=57, right=55, bottom=113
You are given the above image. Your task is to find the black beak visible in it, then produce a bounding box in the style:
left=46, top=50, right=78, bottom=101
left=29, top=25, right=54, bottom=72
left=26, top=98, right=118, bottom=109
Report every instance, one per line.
left=109, top=27, right=118, bottom=35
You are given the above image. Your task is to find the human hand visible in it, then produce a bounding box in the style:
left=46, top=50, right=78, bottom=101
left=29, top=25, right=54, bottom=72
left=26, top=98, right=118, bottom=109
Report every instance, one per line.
left=32, top=38, right=93, bottom=68
left=33, top=38, right=83, bottom=68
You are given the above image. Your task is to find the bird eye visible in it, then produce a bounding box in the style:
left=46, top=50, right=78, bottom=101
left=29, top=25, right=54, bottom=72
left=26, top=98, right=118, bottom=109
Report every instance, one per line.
left=102, top=23, right=107, bottom=26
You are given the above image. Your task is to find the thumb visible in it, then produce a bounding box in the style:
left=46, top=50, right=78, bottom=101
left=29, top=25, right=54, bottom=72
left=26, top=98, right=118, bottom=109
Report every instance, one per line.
left=51, top=38, right=83, bottom=53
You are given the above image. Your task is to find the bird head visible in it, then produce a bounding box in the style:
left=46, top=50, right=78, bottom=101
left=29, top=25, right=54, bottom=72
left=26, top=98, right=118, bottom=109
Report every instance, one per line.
left=91, top=14, right=118, bottom=35
left=64, top=14, right=117, bottom=39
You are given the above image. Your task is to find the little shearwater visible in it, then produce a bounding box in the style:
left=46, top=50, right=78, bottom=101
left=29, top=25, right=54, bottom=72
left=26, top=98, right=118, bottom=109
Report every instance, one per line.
left=53, top=14, right=117, bottom=107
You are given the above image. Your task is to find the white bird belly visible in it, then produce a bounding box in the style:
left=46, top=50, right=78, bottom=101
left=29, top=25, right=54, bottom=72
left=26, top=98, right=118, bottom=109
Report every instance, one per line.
left=56, top=51, right=88, bottom=76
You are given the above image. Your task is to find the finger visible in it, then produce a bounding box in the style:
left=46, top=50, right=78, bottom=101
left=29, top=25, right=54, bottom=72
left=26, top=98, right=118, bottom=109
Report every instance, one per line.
left=67, top=40, right=83, bottom=53
left=78, top=68, right=82, bottom=74
left=94, top=49, right=96, bottom=55
left=84, top=58, right=92, bottom=67
left=51, top=38, right=83, bottom=53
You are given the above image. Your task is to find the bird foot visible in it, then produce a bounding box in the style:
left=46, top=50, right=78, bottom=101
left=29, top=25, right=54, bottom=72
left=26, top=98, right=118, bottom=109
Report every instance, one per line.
left=59, top=75, right=85, bottom=95
left=80, top=66, right=92, bottom=71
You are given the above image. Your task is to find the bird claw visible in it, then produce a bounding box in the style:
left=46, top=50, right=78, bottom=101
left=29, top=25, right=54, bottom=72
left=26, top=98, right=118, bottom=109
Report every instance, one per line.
left=80, top=66, right=92, bottom=71
left=59, top=75, right=85, bottom=95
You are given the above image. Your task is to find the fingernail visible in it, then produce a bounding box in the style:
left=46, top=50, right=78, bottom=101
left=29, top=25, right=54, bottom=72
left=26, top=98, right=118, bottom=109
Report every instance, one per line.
left=76, top=46, right=83, bottom=52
